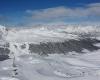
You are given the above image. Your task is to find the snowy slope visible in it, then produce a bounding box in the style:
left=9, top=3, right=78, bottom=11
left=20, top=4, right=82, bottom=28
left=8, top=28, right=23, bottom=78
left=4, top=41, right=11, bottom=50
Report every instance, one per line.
left=5, top=25, right=100, bottom=44
left=0, top=25, right=100, bottom=80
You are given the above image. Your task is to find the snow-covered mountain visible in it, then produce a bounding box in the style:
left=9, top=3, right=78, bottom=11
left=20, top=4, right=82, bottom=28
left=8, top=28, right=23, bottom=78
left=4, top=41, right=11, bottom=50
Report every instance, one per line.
left=0, top=24, right=100, bottom=56
left=0, top=24, right=100, bottom=80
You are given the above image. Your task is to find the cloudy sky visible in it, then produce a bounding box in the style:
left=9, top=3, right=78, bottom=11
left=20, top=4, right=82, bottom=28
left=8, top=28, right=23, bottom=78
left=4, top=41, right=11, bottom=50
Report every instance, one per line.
left=0, top=0, right=100, bottom=27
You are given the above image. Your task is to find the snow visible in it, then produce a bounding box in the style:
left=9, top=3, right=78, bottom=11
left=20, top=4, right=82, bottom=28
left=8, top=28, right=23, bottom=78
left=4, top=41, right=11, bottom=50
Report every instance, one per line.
left=94, top=43, right=100, bottom=47
left=0, top=77, right=19, bottom=80
left=5, top=25, right=100, bottom=44
left=0, top=25, right=100, bottom=80
left=6, top=27, right=78, bottom=44
left=1, top=50, right=100, bottom=80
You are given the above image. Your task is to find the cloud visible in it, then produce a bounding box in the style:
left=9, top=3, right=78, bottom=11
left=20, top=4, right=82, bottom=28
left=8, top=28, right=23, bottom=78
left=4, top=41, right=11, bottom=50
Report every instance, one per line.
left=88, top=3, right=100, bottom=7
left=15, top=2, right=100, bottom=27
left=25, top=3, right=100, bottom=22
left=1, top=3, right=100, bottom=27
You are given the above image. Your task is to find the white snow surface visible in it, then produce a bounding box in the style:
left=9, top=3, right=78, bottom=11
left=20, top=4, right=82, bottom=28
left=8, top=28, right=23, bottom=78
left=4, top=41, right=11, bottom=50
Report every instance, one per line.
left=5, top=25, right=100, bottom=44
left=1, top=50, right=100, bottom=80
left=6, top=27, right=78, bottom=44
left=0, top=25, right=100, bottom=80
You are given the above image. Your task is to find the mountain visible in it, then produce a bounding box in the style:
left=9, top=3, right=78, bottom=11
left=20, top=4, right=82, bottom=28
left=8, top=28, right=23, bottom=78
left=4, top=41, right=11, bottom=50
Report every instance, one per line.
left=0, top=25, right=100, bottom=80
left=0, top=25, right=100, bottom=58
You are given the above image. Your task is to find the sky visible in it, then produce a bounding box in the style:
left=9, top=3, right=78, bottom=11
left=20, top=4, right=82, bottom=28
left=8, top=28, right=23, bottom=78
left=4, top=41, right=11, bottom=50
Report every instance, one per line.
left=0, top=0, right=100, bottom=27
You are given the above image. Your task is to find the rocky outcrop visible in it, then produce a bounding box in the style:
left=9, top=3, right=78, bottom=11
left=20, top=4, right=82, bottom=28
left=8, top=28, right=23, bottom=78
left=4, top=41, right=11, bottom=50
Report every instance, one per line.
left=29, top=38, right=100, bottom=55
